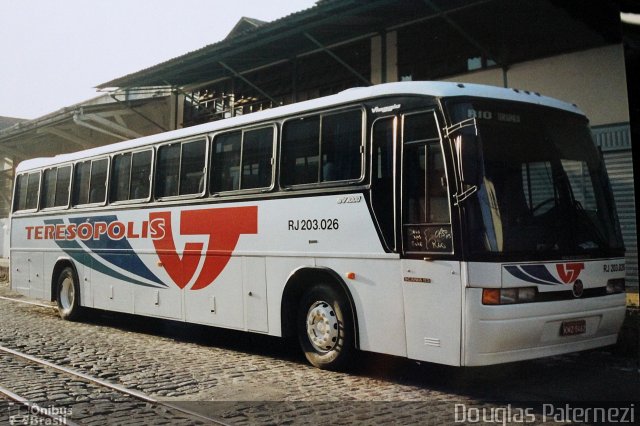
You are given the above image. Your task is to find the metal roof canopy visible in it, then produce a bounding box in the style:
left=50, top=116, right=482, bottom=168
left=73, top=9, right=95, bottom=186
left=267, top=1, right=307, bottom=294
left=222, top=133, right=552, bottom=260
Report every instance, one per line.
left=97, top=0, right=622, bottom=91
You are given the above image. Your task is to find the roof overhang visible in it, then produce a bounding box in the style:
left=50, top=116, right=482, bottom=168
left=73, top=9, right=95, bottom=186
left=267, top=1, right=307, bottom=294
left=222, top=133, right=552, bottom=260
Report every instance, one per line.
left=0, top=92, right=171, bottom=164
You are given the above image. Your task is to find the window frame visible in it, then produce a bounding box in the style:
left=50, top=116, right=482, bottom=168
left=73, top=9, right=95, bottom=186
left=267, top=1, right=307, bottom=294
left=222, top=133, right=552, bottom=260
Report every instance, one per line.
left=370, top=114, right=398, bottom=252
left=72, top=156, right=110, bottom=208
left=279, top=105, right=366, bottom=190
left=154, top=136, right=208, bottom=201
left=12, top=171, right=42, bottom=214
left=209, top=123, right=277, bottom=196
left=400, top=109, right=454, bottom=255
left=109, top=148, right=154, bottom=205
left=40, top=163, right=73, bottom=211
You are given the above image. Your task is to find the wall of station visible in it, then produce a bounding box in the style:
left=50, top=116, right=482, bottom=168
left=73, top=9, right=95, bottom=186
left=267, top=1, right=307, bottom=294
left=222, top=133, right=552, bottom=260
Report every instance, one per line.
left=442, top=44, right=629, bottom=126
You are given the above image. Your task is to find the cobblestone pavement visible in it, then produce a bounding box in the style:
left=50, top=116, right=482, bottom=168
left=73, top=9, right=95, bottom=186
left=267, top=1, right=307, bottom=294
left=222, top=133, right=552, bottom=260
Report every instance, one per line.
left=0, top=350, right=206, bottom=425
left=0, top=281, right=637, bottom=425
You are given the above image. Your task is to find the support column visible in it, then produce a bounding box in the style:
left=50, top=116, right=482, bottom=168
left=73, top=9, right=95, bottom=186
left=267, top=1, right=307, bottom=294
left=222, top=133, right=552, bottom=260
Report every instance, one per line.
left=371, top=31, right=398, bottom=84
left=386, top=31, right=398, bottom=83
left=170, top=92, right=184, bottom=130
left=371, top=35, right=383, bottom=85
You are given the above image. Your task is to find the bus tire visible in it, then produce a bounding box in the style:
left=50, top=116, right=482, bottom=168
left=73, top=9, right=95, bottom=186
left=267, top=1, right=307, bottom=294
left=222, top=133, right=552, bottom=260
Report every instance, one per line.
left=297, top=284, right=354, bottom=370
left=56, top=266, right=83, bottom=321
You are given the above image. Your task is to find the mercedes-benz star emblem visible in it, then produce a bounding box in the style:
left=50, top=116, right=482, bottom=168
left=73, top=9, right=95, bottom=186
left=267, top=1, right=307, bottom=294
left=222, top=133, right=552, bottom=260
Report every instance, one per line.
left=572, top=280, right=584, bottom=298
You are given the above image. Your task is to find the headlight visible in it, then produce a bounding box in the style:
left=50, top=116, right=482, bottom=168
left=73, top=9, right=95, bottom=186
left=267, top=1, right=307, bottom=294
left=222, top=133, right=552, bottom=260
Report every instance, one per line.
left=482, top=287, right=538, bottom=305
left=606, top=278, right=625, bottom=294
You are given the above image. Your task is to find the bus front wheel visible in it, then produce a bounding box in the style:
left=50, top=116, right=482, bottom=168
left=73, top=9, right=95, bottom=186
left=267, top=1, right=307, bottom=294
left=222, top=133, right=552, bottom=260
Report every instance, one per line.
left=297, top=284, right=354, bottom=370
left=56, top=266, right=83, bottom=321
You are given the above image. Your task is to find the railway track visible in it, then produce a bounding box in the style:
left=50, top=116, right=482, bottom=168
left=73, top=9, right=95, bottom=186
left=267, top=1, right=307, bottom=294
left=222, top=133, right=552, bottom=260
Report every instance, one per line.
left=0, top=295, right=56, bottom=309
left=0, top=344, right=230, bottom=425
left=0, top=386, right=78, bottom=426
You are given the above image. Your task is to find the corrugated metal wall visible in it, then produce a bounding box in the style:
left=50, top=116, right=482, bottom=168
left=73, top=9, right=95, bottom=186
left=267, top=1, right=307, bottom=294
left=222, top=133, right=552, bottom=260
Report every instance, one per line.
left=592, top=124, right=637, bottom=290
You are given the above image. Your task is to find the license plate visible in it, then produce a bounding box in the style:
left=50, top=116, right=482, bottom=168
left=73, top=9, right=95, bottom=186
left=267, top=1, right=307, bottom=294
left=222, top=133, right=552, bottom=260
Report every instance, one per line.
left=560, top=319, right=586, bottom=336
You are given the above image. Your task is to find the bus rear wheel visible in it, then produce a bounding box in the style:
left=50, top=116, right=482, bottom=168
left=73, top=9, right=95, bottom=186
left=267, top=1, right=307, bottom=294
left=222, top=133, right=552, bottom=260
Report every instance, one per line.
left=56, top=266, right=83, bottom=321
left=297, top=284, right=354, bottom=370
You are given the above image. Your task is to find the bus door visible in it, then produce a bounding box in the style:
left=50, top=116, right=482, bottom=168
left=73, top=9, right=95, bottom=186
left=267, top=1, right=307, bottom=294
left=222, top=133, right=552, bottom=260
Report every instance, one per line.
left=400, top=110, right=462, bottom=365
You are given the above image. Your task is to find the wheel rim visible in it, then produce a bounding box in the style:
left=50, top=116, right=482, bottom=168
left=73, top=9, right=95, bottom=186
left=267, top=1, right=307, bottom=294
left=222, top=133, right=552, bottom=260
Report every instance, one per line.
left=306, top=301, right=339, bottom=352
left=59, top=275, right=75, bottom=311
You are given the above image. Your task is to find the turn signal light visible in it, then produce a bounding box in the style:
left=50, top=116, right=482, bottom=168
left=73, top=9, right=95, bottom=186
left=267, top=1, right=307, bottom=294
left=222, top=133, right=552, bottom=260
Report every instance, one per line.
left=482, top=288, right=501, bottom=305
left=482, top=287, right=537, bottom=305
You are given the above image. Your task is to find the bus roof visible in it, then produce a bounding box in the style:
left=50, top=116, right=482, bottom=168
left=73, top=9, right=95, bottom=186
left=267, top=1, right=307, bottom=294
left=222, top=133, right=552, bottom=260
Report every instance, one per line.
left=16, top=81, right=584, bottom=172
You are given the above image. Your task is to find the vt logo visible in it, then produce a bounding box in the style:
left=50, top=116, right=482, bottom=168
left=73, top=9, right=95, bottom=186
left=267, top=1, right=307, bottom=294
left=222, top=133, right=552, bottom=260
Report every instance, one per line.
left=150, top=206, right=258, bottom=290
left=504, top=262, right=585, bottom=286
left=556, top=262, right=585, bottom=284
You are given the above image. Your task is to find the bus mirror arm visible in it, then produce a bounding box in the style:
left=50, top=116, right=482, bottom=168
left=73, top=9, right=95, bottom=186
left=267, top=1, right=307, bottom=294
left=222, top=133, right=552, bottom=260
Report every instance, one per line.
left=444, top=117, right=477, bottom=138
left=447, top=118, right=481, bottom=188
left=453, top=185, right=478, bottom=206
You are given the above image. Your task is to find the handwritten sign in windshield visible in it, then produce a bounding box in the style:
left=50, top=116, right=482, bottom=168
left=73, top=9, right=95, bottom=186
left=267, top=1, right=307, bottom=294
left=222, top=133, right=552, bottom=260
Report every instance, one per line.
left=406, top=225, right=452, bottom=253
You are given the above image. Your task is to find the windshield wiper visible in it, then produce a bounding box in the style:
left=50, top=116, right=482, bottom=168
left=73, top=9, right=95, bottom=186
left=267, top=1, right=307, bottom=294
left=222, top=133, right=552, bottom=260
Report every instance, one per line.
left=571, top=199, right=608, bottom=249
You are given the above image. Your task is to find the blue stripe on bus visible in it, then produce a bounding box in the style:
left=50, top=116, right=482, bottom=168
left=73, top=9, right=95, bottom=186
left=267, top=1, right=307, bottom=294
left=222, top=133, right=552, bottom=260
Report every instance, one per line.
left=45, top=218, right=166, bottom=288
left=67, top=216, right=165, bottom=286
left=520, top=265, right=561, bottom=285
left=504, top=265, right=558, bottom=286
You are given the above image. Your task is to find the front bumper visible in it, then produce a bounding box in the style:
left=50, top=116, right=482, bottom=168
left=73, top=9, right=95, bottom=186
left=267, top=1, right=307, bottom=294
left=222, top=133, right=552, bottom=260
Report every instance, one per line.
left=463, top=288, right=626, bottom=366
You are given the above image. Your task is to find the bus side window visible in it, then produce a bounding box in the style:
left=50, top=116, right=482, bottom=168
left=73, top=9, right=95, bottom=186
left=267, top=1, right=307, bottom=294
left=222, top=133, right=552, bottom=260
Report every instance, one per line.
left=13, top=172, right=40, bottom=212
left=25, top=172, right=40, bottom=210
left=211, top=131, right=242, bottom=192
left=211, top=127, right=274, bottom=193
left=42, top=168, right=57, bottom=209
left=13, top=174, right=28, bottom=211
left=41, top=165, right=71, bottom=209
left=241, top=127, right=274, bottom=190
left=130, top=150, right=152, bottom=199
left=73, top=158, right=107, bottom=206
left=156, top=139, right=205, bottom=199
left=111, top=153, right=132, bottom=202
left=55, top=166, right=71, bottom=207
left=321, top=110, right=362, bottom=182
left=281, top=109, right=363, bottom=187
left=179, top=139, right=206, bottom=195
left=110, top=150, right=151, bottom=202
left=72, top=161, right=91, bottom=205
left=281, top=116, right=320, bottom=186
left=89, top=158, right=108, bottom=204
left=155, top=144, right=180, bottom=198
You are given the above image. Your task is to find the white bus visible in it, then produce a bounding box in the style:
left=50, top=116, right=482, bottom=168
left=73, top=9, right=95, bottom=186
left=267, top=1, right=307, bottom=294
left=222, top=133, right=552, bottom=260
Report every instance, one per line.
left=10, top=81, right=627, bottom=370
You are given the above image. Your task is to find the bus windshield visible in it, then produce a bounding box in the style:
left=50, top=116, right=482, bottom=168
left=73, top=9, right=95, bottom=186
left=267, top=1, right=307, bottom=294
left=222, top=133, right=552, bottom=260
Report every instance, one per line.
left=446, top=99, right=624, bottom=260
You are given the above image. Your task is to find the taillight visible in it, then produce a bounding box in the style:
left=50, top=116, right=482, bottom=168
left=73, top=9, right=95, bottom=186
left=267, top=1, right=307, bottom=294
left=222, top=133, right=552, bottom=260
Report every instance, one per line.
left=482, top=287, right=537, bottom=305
